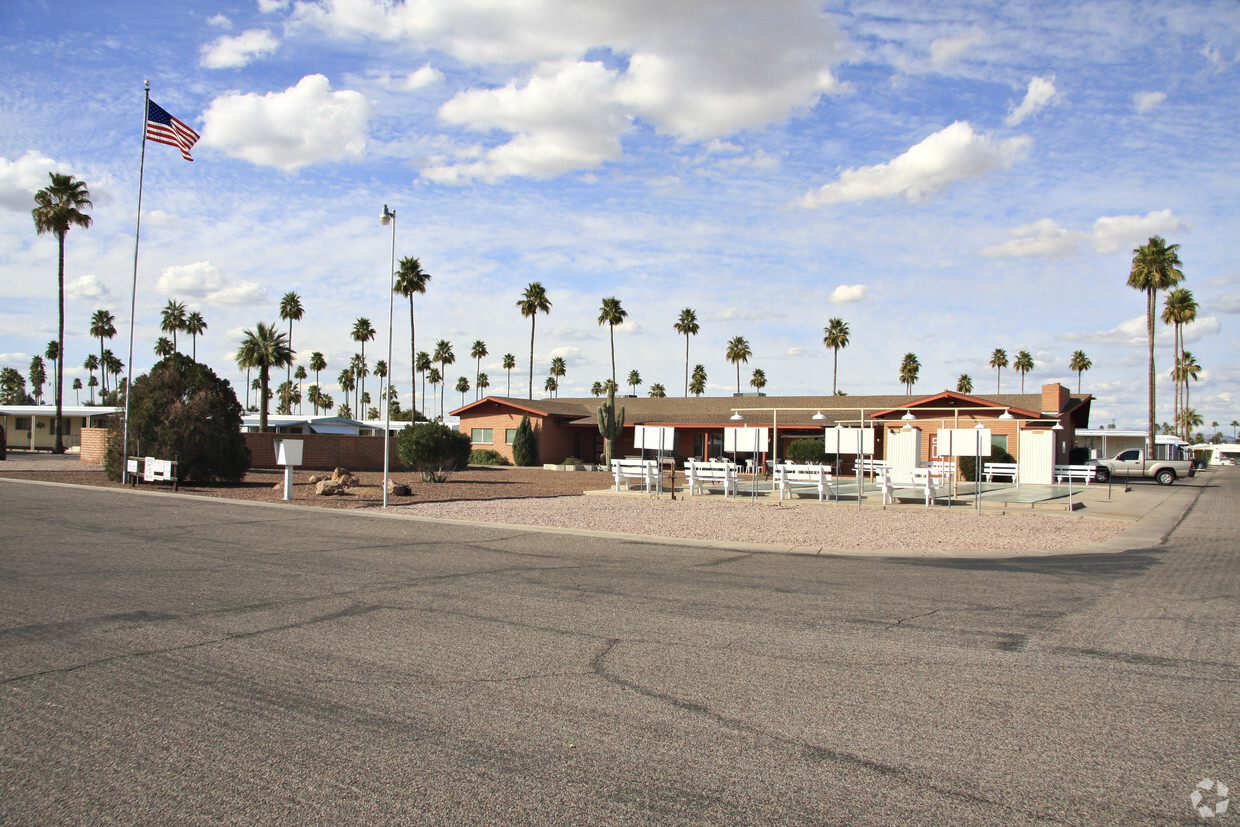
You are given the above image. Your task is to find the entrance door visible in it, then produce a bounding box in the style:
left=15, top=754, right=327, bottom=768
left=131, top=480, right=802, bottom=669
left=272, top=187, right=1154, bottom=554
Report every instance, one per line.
left=1018, top=431, right=1053, bottom=484
left=887, top=429, right=921, bottom=469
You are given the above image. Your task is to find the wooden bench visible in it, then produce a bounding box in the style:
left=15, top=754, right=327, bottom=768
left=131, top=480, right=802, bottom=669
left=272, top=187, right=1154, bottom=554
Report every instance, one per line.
left=881, top=467, right=936, bottom=506
left=687, top=460, right=737, bottom=497
left=774, top=463, right=835, bottom=502
left=611, top=458, right=659, bottom=492
left=982, top=462, right=1018, bottom=483
left=1054, top=464, right=1095, bottom=485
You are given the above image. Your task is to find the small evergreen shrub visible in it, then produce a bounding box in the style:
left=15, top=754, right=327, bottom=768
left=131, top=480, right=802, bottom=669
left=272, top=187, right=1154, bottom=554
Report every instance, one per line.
left=469, top=448, right=509, bottom=466
left=562, top=457, right=584, bottom=466
left=397, top=422, right=472, bottom=482
left=960, top=446, right=1017, bottom=482
left=785, top=438, right=827, bottom=465
left=512, top=414, right=538, bottom=466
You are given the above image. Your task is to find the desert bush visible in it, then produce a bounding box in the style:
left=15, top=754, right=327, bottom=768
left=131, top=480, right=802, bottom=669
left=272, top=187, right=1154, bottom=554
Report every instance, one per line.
left=469, top=448, right=509, bottom=465
left=960, top=446, right=1017, bottom=482
left=562, top=457, right=584, bottom=466
left=397, top=422, right=472, bottom=482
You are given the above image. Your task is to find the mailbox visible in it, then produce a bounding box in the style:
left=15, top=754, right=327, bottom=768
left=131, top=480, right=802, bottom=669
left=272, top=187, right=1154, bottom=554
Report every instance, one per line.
left=273, top=438, right=304, bottom=466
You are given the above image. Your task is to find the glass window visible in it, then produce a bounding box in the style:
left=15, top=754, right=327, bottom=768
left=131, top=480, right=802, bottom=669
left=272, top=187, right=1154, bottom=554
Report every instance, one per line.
left=15, top=417, right=31, bottom=430
left=505, top=429, right=517, bottom=445
left=471, top=428, right=493, bottom=444
left=991, top=434, right=1008, bottom=454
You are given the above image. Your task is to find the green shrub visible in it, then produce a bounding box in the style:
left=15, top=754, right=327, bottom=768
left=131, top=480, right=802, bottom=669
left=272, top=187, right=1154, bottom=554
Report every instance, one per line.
left=397, top=422, right=472, bottom=482
left=469, top=448, right=509, bottom=465
left=512, top=414, right=538, bottom=466
left=785, top=438, right=827, bottom=465
left=105, top=354, right=249, bottom=482
left=562, top=457, right=584, bottom=466
left=960, top=446, right=1017, bottom=482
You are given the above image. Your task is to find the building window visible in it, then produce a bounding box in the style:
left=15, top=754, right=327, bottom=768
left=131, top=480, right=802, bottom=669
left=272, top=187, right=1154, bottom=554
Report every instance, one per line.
left=992, top=435, right=1008, bottom=454
left=471, top=428, right=493, bottom=444
left=15, top=417, right=31, bottom=431
left=505, top=428, right=517, bottom=445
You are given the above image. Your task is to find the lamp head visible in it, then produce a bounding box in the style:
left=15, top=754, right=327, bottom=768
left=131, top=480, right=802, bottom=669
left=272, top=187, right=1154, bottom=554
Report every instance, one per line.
left=812, top=411, right=826, bottom=421
left=730, top=412, right=744, bottom=421
left=380, top=204, right=394, bottom=225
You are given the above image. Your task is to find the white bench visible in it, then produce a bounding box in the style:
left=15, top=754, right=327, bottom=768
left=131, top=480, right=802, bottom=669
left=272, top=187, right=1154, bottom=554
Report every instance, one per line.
left=687, top=460, right=737, bottom=497
left=1054, top=464, right=1095, bottom=485
left=611, top=458, right=659, bottom=492
left=859, top=458, right=888, bottom=478
left=925, top=460, right=955, bottom=481
left=983, top=462, right=1018, bottom=483
left=881, top=467, right=936, bottom=507
left=774, top=463, right=835, bottom=502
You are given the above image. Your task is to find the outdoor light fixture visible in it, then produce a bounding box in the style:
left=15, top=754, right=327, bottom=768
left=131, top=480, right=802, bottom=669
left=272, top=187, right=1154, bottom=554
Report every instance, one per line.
left=730, top=412, right=744, bottom=421
left=380, top=204, right=396, bottom=508
left=901, top=410, right=917, bottom=421
left=999, top=409, right=1014, bottom=420
left=380, top=204, right=394, bottom=226
left=812, top=411, right=826, bottom=421
left=1052, top=421, right=1064, bottom=431
left=975, top=421, right=986, bottom=429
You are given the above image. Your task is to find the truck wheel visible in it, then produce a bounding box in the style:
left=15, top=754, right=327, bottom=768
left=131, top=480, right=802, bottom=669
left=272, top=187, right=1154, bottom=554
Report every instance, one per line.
left=1094, top=467, right=1110, bottom=483
left=1156, top=468, right=1176, bottom=485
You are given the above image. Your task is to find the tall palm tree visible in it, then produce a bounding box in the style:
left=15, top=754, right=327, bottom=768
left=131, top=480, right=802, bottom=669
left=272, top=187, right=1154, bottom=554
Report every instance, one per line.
left=598, top=296, right=627, bottom=387
left=433, top=339, right=454, bottom=420
left=456, top=376, right=470, bottom=407
left=43, top=341, right=58, bottom=406
left=372, top=360, right=387, bottom=414
left=154, top=337, right=175, bottom=358
left=29, top=356, right=46, bottom=405
left=72, top=377, right=82, bottom=404
left=674, top=308, right=699, bottom=397
left=393, top=256, right=431, bottom=415
left=1013, top=349, right=1034, bottom=393
left=1069, top=350, right=1092, bottom=394
left=957, top=373, right=973, bottom=394
left=627, top=369, right=642, bottom=395
left=1162, top=287, right=1197, bottom=436
left=823, top=317, right=850, bottom=395
left=33, top=172, right=92, bottom=453
left=279, top=291, right=304, bottom=386
left=183, top=311, right=207, bottom=361
left=989, top=348, right=1008, bottom=394
left=337, top=367, right=355, bottom=416
left=591, top=381, right=604, bottom=397
left=350, top=353, right=367, bottom=414
left=416, top=351, right=432, bottom=415
left=1178, top=351, right=1201, bottom=441
left=543, top=376, right=557, bottom=397
left=426, top=367, right=442, bottom=419
left=750, top=368, right=767, bottom=394
left=648, top=383, right=666, bottom=398
left=89, top=309, right=116, bottom=395
left=502, top=353, right=516, bottom=397
left=294, top=365, right=308, bottom=413
left=690, top=364, right=707, bottom=398
left=103, top=351, right=123, bottom=400
left=899, top=352, right=920, bottom=395
left=476, top=373, right=489, bottom=398
left=236, top=322, right=294, bottom=431
left=309, top=351, right=326, bottom=414
left=160, top=299, right=187, bottom=353
left=518, top=282, right=551, bottom=399
left=351, top=317, right=376, bottom=415
left=1129, top=235, right=1185, bottom=456
left=471, top=340, right=488, bottom=400
left=549, top=356, right=567, bottom=398
left=83, top=354, right=99, bottom=404
left=1230, top=420, right=1238, bottom=442
left=725, top=336, right=751, bottom=395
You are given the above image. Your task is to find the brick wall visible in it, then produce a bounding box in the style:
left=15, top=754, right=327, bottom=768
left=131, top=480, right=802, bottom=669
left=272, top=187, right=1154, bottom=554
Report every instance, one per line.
left=79, top=427, right=109, bottom=465
left=243, top=432, right=402, bottom=471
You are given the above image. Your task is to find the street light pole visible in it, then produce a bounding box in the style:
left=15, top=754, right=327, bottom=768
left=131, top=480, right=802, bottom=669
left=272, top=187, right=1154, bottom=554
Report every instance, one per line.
left=380, top=205, right=397, bottom=508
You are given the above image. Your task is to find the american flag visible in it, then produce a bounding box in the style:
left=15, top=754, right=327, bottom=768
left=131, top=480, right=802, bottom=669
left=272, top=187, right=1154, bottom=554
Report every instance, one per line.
left=145, top=99, right=200, bottom=162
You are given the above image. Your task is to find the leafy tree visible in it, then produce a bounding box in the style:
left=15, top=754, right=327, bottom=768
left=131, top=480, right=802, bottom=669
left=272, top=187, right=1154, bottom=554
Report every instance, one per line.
left=725, top=336, right=751, bottom=395
left=690, top=364, right=707, bottom=397
left=1013, top=350, right=1034, bottom=393
left=160, top=299, right=187, bottom=353
left=750, top=368, right=766, bottom=393
left=105, top=353, right=248, bottom=482
left=471, top=340, right=488, bottom=400
left=957, top=373, right=973, bottom=394
left=518, top=282, right=551, bottom=398
left=32, top=171, right=92, bottom=452
left=823, top=317, right=849, bottom=395
left=397, top=421, right=472, bottom=482
left=89, top=309, right=116, bottom=394
left=627, top=369, right=641, bottom=395
left=511, top=413, right=537, bottom=466
left=351, top=317, right=376, bottom=415
left=1129, top=235, right=1184, bottom=455
left=648, top=383, right=666, bottom=398
left=899, top=352, right=920, bottom=395
left=279, top=291, right=304, bottom=386
left=393, top=255, right=431, bottom=416
left=184, top=311, right=207, bottom=361
left=785, top=438, right=827, bottom=464
left=502, top=353, right=516, bottom=396
left=674, top=308, right=699, bottom=397
left=236, top=321, right=294, bottom=431
left=598, top=296, right=627, bottom=386
left=1069, top=350, right=1091, bottom=395
left=989, top=348, right=1008, bottom=394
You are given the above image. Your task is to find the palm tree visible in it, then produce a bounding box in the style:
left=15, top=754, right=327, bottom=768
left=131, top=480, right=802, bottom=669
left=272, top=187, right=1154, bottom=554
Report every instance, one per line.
left=416, top=351, right=432, bottom=414
left=899, top=352, right=920, bottom=395
left=476, top=373, right=489, bottom=398
left=471, top=340, right=488, bottom=400
left=725, top=336, right=751, bottom=395
left=674, top=308, right=699, bottom=397
left=337, top=367, right=355, bottom=415
left=549, top=356, right=566, bottom=398
left=648, top=383, right=666, bottom=398
left=351, top=317, right=376, bottom=414
left=72, top=377, right=82, bottom=404
left=598, top=296, right=627, bottom=386
left=823, top=317, right=850, bottom=395
left=502, top=353, right=516, bottom=397
left=690, top=364, right=707, bottom=398
left=309, top=352, right=326, bottom=414
left=426, top=367, right=442, bottom=419
left=373, top=360, right=387, bottom=414
left=103, top=351, right=123, bottom=400
left=543, top=376, right=557, bottom=397
left=1230, top=420, right=1238, bottom=442
left=1129, top=235, right=1185, bottom=456
left=160, top=299, right=187, bottom=353
left=33, top=172, right=92, bottom=453
left=750, top=368, right=767, bottom=394
left=294, top=365, right=308, bottom=413
left=29, top=356, right=46, bottom=405
left=279, top=291, right=304, bottom=386
left=83, top=354, right=99, bottom=404
left=989, top=348, right=1008, bottom=394
left=89, top=309, right=116, bottom=395
left=456, top=376, right=470, bottom=407
left=236, top=322, right=294, bottom=431
left=154, top=337, right=175, bottom=358
left=393, top=256, right=431, bottom=416
left=433, top=339, right=454, bottom=420
left=184, top=311, right=207, bottom=361
left=1178, top=351, right=1201, bottom=440
left=1013, top=350, right=1034, bottom=393
left=591, top=381, right=604, bottom=397
left=350, top=354, right=367, bottom=413
left=517, top=282, right=551, bottom=399
left=318, top=392, right=334, bottom=414
left=42, top=341, right=58, bottom=406
left=276, top=380, right=295, bottom=415
left=627, top=369, right=642, bottom=395
left=1162, top=287, right=1197, bottom=435
left=1069, top=350, right=1092, bottom=394
left=957, top=373, right=973, bottom=394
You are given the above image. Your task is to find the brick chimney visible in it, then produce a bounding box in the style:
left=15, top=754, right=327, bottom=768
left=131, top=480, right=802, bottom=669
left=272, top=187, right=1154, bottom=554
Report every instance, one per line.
left=1041, top=383, right=1070, bottom=415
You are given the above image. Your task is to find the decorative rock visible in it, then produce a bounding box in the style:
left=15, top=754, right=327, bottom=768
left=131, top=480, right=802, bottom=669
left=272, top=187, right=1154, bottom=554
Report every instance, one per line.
left=386, top=480, right=411, bottom=496
left=307, top=474, right=323, bottom=484
left=315, top=480, right=342, bottom=496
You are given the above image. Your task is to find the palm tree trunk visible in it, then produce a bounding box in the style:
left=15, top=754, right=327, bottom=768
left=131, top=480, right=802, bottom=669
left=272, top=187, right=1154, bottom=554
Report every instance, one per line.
left=609, top=325, right=616, bottom=386
left=260, top=366, right=270, bottom=431
left=528, top=318, right=536, bottom=399
left=54, top=232, right=65, bottom=453
left=1147, top=287, right=1156, bottom=458
left=409, top=297, right=416, bottom=416
left=684, top=335, right=690, bottom=398
left=832, top=347, right=839, bottom=395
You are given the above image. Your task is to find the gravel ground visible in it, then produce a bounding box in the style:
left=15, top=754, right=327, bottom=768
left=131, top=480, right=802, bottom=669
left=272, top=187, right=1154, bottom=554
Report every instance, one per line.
left=1, top=454, right=1126, bottom=553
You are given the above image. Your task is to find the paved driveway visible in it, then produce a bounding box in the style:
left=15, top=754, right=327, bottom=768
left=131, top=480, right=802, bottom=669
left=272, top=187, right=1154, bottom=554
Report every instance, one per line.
left=1, top=473, right=1236, bottom=825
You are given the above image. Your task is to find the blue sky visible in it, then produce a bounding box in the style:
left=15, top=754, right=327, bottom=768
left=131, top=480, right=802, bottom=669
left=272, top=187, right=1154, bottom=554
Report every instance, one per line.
left=1, top=0, right=1237, bottom=430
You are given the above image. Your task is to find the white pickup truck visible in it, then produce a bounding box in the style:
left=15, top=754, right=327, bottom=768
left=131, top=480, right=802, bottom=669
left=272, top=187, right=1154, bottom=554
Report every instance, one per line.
left=1084, top=449, right=1194, bottom=485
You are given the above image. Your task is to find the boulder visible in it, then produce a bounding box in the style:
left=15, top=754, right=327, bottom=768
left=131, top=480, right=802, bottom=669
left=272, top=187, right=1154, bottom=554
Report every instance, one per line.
left=315, top=480, right=343, bottom=496
left=307, top=474, right=323, bottom=484
left=386, top=480, right=411, bottom=497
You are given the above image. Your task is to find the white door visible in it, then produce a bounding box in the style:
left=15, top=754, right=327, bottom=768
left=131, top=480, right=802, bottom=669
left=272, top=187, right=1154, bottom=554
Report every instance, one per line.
left=1018, top=430, right=1053, bottom=484
left=887, top=429, right=921, bottom=469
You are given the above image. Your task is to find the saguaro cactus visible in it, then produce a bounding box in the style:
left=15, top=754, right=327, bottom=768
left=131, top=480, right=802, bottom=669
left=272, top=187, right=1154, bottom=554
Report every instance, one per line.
left=597, top=384, right=625, bottom=466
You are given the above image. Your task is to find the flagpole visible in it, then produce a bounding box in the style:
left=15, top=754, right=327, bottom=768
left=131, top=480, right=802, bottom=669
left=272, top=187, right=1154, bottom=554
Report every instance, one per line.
left=121, top=81, right=150, bottom=485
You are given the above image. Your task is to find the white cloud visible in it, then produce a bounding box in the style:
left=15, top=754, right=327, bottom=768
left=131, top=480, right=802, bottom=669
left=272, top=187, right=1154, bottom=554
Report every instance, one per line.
left=1133, top=90, right=1167, bottom=113
left=156, top=261, right=224, bottom=296
left=403, top=65, right=442, bottom=90
left=257, top=0, right=289, bottom=12
left=208, top=281, right=267, bottom=305
left=977, top=218, right=1079, bottom=258
left=206, top=14, right=231, bottom=29
left=1005, top=74, right=1059, bottom=126
left=929, top=27, right=987, bottom=67
left=786, top=346, right=806, bottom=357
left=829, top=284, right=868, bottom=303
left=795, top=121, right=1031, bottom=207
left=1182, top=317, right=1221, bottom=343
left=200, top=75, right=372, bottom=170
left=0, top=151, right=71, bottom=211
left=1089, top=209, right=1188, bottom=253
left=1076, top=315, right=1147, bottom=346
left=547, top=346, right=582, bottom=362
left=201, top=29, right=280, bottom=69
left=66, top=274, right=111, bottom=301
left=708, top=307, right=785, bottom=322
